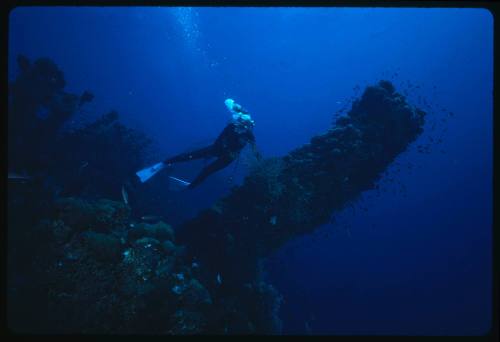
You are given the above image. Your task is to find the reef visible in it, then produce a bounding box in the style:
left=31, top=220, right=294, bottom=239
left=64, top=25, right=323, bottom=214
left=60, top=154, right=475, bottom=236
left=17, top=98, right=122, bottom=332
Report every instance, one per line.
left=8, top=197, right=209, bottom=333
left=7, top=55, right=167, bottom=213
left=7, top=55, right=426, bottom=334
left=8, top=196, right=283, bottom=334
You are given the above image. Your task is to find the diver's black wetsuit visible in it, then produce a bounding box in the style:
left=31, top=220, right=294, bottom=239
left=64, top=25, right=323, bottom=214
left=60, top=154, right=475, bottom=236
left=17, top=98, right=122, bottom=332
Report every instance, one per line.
left=164, top=123, right=255, bottom=189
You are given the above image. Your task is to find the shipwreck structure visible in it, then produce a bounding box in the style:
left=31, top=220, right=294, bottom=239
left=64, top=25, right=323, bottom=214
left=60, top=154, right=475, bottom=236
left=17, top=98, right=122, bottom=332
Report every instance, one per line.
left=178, top=80, right=426, bottom=303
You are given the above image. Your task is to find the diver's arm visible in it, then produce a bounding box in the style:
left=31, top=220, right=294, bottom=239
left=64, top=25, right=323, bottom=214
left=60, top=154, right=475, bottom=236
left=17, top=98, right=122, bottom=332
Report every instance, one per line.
left=251, top=142, right=262, bottom=161
left=248, top=135, right=262, bottom=161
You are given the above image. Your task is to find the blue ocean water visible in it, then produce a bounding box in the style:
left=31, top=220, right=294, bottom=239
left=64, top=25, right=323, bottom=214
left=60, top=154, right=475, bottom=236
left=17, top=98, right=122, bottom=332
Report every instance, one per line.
left=8, top=6, right=492, bottom=335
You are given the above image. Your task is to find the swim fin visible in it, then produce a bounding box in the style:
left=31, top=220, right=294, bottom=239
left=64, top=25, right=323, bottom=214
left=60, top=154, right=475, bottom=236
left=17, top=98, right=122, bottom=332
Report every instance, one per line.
left=168, top=176, right=191, bottom=191
left=136, top=162, right=166, bottom=183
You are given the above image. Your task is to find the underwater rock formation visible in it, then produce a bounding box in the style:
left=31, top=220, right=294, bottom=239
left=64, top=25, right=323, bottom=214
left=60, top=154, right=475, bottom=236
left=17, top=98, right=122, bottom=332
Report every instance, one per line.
left=177, top=80, right=426, bottom=328
left=8, top=191, right=295, bottom=334
left=8, top=197, right=213, bottom=334
left=8, top=195, right=284, bottom=334
left=8, top=55, right=155, bottom=206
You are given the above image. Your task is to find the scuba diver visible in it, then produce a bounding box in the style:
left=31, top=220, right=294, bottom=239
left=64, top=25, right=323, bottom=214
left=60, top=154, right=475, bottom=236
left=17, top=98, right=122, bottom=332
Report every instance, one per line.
left=136, top=98, right=261, bottom=189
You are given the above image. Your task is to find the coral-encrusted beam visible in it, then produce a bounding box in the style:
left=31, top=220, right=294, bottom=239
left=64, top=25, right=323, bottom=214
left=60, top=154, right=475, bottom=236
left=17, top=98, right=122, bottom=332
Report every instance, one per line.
left=178, top=81, right=426, bottom=289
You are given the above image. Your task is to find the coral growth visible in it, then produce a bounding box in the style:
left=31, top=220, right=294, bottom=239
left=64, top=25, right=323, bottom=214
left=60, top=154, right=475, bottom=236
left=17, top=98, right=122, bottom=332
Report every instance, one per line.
left=9, top=187, right=283, bottom=334
left=55, top=197, right=130, bottom=232
left=8, top=197, right=212, bottom=334
left=127, top=222, right=175, bottom=243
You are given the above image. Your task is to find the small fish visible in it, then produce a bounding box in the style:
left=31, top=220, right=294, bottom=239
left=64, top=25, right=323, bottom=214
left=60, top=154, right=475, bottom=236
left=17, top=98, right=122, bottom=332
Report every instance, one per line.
left=78, top=161, right=89, bottom=174
left=269, top=216, right=277, bottom=225
left=141, top=215, right=163, bottom=222
left=191, top=262, right=199, bottom=269
left=8, top=172, right=31, bottom=182
left=171, top=285, right=183, bottom=295
left=216, top=273, right=222, bottom=285
left=121, top=185, right=129, bottom=205
left=304, top=321, right=311, bottom=335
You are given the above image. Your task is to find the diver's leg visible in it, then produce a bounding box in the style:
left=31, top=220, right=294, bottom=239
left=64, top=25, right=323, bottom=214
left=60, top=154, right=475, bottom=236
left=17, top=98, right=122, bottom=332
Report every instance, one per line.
left=165, top=145, right=216, bottom=164
left=188, top=155, right=234, bottom=189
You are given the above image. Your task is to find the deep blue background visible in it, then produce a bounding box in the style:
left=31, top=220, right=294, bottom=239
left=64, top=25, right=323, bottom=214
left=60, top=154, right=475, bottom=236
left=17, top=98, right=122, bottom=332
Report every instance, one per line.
left=8, top=7, right=493, bottom=335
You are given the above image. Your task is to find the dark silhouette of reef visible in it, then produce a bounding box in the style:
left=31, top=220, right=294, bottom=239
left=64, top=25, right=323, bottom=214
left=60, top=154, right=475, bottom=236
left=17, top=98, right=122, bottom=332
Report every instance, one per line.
left=7, top=55, right=167, bottom=215
left=8, top=195, right=283, bottom=334
left=7, top=56, right=425, bottom=334
left=9, top=197, right=211, bottom=333
left=9, top=55, right=78, bottom=173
